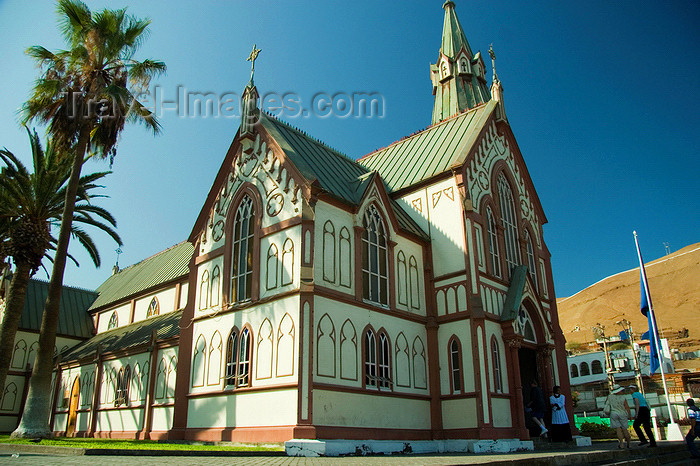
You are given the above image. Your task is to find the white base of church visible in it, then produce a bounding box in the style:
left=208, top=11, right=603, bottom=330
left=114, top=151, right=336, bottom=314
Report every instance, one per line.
left=285, top=438, right=535, bottom=457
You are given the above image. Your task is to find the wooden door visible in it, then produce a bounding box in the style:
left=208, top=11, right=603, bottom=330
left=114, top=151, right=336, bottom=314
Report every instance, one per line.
left=66, top=377, right=80, bottom=437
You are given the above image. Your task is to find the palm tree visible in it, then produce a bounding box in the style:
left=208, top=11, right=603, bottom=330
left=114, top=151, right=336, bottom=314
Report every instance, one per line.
left=0, top=128, right=121, bottom=410
left=13, top=0, right=164, bottom=438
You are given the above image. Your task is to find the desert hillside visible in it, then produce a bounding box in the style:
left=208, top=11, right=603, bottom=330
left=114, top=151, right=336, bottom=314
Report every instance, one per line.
left=557, top=242, right=700, bottom=352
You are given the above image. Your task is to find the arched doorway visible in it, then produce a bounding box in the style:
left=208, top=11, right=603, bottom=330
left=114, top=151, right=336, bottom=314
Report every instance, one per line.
left=66, top=377, right=80, bottom=437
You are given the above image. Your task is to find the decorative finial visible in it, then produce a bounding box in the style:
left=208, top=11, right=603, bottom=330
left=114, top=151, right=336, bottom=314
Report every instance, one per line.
left=488, top=43, right=498, bottom=82
left=247, top=44, right=262, bottom=82
left=113, top=247, right=123, bottom=275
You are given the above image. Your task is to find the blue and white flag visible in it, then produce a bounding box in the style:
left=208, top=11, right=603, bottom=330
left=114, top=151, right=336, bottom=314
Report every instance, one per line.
left=634, top=232, right=662, bottom=374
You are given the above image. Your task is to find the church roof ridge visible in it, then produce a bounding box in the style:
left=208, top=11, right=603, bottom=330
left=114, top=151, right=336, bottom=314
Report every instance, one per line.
left=359, top=101, right=489, bottom=162
left=260, top=111, right=364, bottom=171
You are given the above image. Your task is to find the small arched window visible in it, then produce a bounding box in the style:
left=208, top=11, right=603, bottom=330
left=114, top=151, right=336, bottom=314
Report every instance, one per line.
left=114, top=365, right=131, bottom=407
left=491, top=338, right=503, bottom=393
left=364, top=329, right=377, bottom=388
left=107, top=312, right=118, bottom=330
left=449, top=337, right=462, bottom=394
left=525, top=230, right=538, bottom=290
left=147, top=297, right=159, bottom=317
left=210, top=266, right=220, bottom=307
left=570, top=364, right=579, bottom=378
left=580, top=362, right=590, bottom=376
left=362, top=205, right=389, bottom=306
left=378, top=332, right=391, bottom=389
left=199, top=270, right=210, bottom=310
left=231, top=195, right=255, bottom=303
left=486, top=207, right=501, bottom=278
left=592, top=359, right=604, bottom=374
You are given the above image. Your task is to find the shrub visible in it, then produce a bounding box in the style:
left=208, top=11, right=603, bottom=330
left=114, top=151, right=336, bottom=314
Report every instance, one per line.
left=578, top=421, right=617, bottom=439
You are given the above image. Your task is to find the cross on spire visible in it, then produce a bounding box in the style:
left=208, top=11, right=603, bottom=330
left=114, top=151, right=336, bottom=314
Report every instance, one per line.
left=247, top=44, right=262, bottom=82
left=489, top=44, right=498, bottom=82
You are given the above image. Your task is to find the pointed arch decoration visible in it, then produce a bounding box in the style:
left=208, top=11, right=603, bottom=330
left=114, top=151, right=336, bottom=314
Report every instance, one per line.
left=167, top=356, right=177, bottom=398
left=11, top=339, right=27, bottom=369
left=256, top=319, right=274, bottom=380
left=130, top=364, right=142, bottom=402
left=323, top=221, right=336, bottom=283
left=340, top=319, right=358, bottom=380
left=192, top=335, right=206, bottom=387
left=266, top=244, right=279, bottom=290
left=276, top=313, right=295, bottom=377
left=199, top=270, right=210, bottom=310
left=394, top=332, right=410, bottom=387
left=155, top=357, right=167, bottom=399
left=317, top=313, right=336, bottom=378
left=1, top=382, right=17, bottom=411
left=211, top=265, right=221, bottom=307
left=141, top=361, right=150, bottom=401
left=397, top=251, right=408, bottom=306
left=281, top=238, right=294, bottom=286
left=26, top=341, right=38, bottom=369
left=412, top=336, right=427, bottom=389
left=409, top=256, right=420, bottom=309
left=339, top=227, right=352, bottom=288
left=207, top=331, right=223, bottom=386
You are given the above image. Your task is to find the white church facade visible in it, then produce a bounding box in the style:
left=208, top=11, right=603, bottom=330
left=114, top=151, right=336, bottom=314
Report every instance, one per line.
left=43, top=1, right=571, bottom=442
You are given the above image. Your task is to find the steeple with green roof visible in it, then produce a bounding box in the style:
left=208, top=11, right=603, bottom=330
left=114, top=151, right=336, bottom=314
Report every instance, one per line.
left=430, top=1, right=491, bottom=125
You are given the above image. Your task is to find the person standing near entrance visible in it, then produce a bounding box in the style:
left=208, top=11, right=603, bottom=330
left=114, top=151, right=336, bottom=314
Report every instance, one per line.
left=549, top=385, right=572, bottom=442
left=630, top=384, right=656, bottom=447
left=686, top=398, right=700, bottom=459
left=527, top=379, right=548, bottom=437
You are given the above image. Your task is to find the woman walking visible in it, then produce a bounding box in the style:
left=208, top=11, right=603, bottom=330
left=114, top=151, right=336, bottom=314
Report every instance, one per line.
left=549, top=385, right=573, bottom=442
left=604, top=384, right=632, bottom=448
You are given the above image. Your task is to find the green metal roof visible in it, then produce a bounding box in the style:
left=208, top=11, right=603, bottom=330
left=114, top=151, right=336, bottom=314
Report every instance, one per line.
left=359, top=100, right=496, bottom=194
left=60, top=310, right=182, bottom=362
left=19, top=279, right=95, bottom=338
left=261, top=113, right=428, bottom=240
left=260, top=112, right=372, bottom=205
left=440, top=1, right=473, bottom=59
left=89, top=242, right=193, bottom=311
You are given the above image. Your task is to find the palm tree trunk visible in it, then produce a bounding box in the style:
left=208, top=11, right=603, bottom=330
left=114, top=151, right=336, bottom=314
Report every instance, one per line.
left=12, top=127, right=90, bottom=439
left=0, top=261, right=33, bottom=406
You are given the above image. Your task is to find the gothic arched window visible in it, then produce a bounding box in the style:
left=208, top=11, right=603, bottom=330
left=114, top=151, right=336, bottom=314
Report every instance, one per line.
left=361, top=205, right=389, bottom=306
left=524, top=230, right=538, bottom=290
left=107, top=312, right=118, bottom=330
left=147, top=297, right=159, bottom=317
left=498, top=175, right=520, bottom=276
left=449, top=337, right=462, bottom=394
left=231, top=195, right=255, bottom=303
left=486, top=207, right=501, bottom=278
left=225, top=327, right=252, bottom=388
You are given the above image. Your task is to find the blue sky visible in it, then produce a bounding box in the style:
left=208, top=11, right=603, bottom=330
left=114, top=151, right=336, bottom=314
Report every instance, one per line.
left=0, top=0, right=698, bottom=299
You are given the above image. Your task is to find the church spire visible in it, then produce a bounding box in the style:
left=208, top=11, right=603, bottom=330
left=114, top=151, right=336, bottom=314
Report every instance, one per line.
left=430, top=1, right=491, bottom=125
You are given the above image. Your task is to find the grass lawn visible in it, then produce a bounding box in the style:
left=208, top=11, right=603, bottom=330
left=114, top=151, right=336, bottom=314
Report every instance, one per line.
left=0, top=435, right=284, bottom=451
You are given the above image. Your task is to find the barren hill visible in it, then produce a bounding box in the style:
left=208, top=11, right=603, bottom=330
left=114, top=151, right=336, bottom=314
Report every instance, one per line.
left=557, top=242, right=700, bottom=352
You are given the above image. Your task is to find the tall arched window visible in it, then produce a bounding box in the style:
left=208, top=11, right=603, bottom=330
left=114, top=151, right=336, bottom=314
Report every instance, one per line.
left=524, top=230, right=538, bottom=290
left=210, top=266, right=220, bottom=306
left=114, top=365, right=131, bottom=407
left=362, top=205, right=389, bottom=306
left=107, top=312, right=118, bottom=330
left=364, top=329, right=377, bottom=387
left=199, top=270, right=210, bottom=310
left=225, top=327, right=252, bottom=388
left=231, top=195, right=255, bottom=303
left=449, top=337, right=462, bottom=393
left=486, top=207, right=501, bottom=278
left=498, top=175, right=520, bottom=276
left=378, top=332, right=391, bottom=389
left=491, top=338, right=503, bottom=393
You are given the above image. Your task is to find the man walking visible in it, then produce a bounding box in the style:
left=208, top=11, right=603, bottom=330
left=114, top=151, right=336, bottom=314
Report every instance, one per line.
left=630, top=384, right=656, bottom=447
left=687, top=398, right=700, bottom=458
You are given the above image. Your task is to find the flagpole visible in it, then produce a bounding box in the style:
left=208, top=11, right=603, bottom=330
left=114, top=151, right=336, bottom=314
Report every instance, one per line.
left=634, top=231, right=680, bottom=438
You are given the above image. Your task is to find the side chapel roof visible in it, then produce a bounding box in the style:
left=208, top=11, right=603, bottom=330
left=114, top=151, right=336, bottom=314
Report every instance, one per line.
left=18, top=279, right=95, bottom=338
left=89, top=242, right=194, bottom=311
left=60, top=310, right=182, bottom=362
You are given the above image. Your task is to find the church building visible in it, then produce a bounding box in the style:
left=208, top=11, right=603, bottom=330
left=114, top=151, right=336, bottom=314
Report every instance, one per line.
left=44, top=1, right=571, bottom=443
